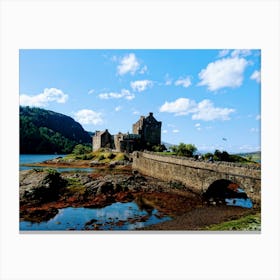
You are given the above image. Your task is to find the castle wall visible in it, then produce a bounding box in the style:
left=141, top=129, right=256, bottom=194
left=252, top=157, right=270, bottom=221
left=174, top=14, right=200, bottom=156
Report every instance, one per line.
left=93, top=112, right=162, bottom=152
left=132, top=113, right=161, bottom=149
left=92, top=130, right=112, bottom=151
left=92, top=132, right=101, bottom=151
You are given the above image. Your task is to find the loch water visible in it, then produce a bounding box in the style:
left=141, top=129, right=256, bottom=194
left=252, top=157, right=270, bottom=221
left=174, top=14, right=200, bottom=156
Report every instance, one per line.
left=20, top=201, right=172, bottom=231
left=20, top=154, right=93, bottom=172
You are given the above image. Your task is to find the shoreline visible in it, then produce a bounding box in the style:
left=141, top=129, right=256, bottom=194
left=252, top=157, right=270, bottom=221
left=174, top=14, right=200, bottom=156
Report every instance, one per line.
left=19, top=158, right=261, bottom=231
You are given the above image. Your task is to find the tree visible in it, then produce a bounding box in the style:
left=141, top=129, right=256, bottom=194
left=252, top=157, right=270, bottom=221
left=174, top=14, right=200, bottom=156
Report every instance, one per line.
left=152, top=144, right=167, bottom=152
left=204, top=153, right=213, bottom=160
left=72, top=144, right=91, bottom=155
left=170, top=145, right=178, bottom=153
left=172, top=143, right=197, bottom=157
left=214, top=149, right=230, bottom=161
left=185, top=144, right=197, bottom=157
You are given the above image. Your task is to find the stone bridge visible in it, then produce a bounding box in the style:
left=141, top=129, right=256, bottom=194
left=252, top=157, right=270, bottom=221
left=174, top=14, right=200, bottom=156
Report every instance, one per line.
left=132, top=152, right=261, bottom=204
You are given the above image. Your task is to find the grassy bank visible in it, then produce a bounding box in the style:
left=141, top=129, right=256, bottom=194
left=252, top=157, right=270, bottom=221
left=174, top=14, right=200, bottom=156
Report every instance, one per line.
left=63, top=150, right=129, bottom=163
left=204, top=212, right=261, bottom=231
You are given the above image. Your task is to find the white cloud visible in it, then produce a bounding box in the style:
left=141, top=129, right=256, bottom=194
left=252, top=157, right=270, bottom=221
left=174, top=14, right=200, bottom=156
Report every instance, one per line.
left=164, top=74, right=172, bottom=86
left=160, top=98, right=235, bottom=121
left=20, top=88, right=68, bottom=107
left=218, top=49, right=251, bottom=58
left=172, top=129, right=179, bottom=133
left=162, top=130, right=168, bottom=134
left=250, top=128, right=259, bottom=133
left=175, top=76, right=192, bottom=88
left=250, top=70, right=261, bottom=83
left=231, top=49, right=251, bottom=58
left=192, top=99, right=235, bottom=121
left=198, top=57, right=248, bottom=91
left=117, top=53, right=140, bottom=75
left=256, top=114, right=261, bottom=120
left=139, top=65, right=148, bottom=74
left=88, top=89, right=95, bottom=95
left=159, top=98, right=197, bottom=116
left=218, top=49, right=230, bottom=57
left=74, top=109, right=103, bottom=125
left=99, top=89, right=135, bottom=100
left=111, top=55, right=118, bottom=62
left=239, top=145, right=260, bottom=152
left=195, top=123, right=201, bottom=131
left=115, top=106, right=122, bottom=112
left=167, top=124, right=175, bottom=127
left=132, top=110, right=140, bottom=115
left=130, top=80, right=153, bottom=92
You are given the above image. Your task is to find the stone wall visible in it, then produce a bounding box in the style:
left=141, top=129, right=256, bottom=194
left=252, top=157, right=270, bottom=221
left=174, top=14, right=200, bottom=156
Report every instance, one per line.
left=132, top=152, right=261, bottom=204
left=92, top=130, right=112, bottom=151
left=132, top=112, right=161, bottom=148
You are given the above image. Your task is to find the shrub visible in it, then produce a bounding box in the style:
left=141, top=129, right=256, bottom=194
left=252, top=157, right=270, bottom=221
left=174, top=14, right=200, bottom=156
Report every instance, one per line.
left=171, top=143, right=197, bottom=157
left=98, top=154, right=105, bottom=161
left=107, top=153, right=116, bottom=159
left=45, top=168, right=59, bottom=175
left=72, top=144, right=92, bottom=155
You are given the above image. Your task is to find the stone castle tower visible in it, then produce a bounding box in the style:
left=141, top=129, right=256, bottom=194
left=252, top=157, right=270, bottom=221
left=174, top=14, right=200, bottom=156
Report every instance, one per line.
left=132, top=112, right=161, bottom=149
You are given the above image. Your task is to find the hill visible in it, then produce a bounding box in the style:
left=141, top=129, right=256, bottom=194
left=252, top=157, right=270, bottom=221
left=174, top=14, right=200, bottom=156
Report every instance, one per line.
left=20, top=106, right=92, bottom=154
left=235, top=151, right=261, bottom=163
left=161, top=141, right=174, bottom=150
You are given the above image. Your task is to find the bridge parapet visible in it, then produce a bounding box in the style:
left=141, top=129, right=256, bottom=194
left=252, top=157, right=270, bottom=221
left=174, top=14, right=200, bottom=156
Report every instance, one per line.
left=132, top=151, right=261, bottom=204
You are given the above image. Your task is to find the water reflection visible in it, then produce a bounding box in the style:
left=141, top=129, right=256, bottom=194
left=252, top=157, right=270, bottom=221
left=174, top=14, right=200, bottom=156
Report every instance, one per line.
left=134, top=196, right=154, bottom=215
left=225, top=198, right=253, bottom=208
left=20, top=165, right=94, bottom=172
left=20, top=201, right=171, bottom=231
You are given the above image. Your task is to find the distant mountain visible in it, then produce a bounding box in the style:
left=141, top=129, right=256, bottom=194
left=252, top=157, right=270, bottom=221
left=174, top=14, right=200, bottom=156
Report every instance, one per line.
left=20, top=106, right=92, bottom=154
left=161, top=141, right=174, bottom=150
left=87, top=131, right=95, bottom=137
left=235, top=151, right=261, bottom=163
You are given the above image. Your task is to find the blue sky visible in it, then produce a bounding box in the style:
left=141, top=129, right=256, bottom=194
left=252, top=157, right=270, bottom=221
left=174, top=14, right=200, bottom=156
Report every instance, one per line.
left=19, top=49, right=261, bottom=153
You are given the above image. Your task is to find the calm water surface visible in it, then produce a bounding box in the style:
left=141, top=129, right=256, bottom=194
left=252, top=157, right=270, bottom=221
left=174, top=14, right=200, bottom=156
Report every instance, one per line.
left=20, top=154, right=93, bottom=172
left=20, top=201, right=172, bottom=231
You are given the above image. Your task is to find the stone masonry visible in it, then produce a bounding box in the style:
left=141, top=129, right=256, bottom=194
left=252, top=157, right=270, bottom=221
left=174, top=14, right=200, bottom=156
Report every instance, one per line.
left=92, top=112, right=162, bottom=152
left=132, top=151, right=261, bottom=204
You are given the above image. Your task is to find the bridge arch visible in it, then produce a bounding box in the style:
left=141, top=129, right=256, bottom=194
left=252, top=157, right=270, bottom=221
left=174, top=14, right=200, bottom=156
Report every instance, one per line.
left=202, top=179, right=249, bottom=204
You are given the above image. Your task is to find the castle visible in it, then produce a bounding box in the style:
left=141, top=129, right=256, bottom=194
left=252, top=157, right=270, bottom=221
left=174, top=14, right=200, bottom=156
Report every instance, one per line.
left=92, top=112, right=162, bottom=153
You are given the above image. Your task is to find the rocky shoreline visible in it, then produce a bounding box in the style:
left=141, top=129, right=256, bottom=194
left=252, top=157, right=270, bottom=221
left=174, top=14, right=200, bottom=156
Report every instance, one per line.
left=20, top=159, right=260, bottom=231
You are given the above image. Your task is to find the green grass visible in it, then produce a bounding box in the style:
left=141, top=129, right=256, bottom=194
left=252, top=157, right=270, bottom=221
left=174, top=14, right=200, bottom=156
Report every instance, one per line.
left=204, top=213, right=261, bottom=231
left=236, top=152, right=261, bottom=163
left=63, top=150, right=128, bottom=164
left=65, top=177, right=85, bottom=194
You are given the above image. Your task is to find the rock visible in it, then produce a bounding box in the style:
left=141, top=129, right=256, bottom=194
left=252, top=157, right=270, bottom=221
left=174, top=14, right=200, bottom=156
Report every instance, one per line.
left=20, top=207, right=59, bottom=222
left=85, top=218, right=98, bottom=226
left=132, top=170, right=139, bottom=175
left=89, top=160, right=101, bottom=167
left=113, top=183, right=123, bottom=193
left=78, top=175, right=91, bottom=185
left=84, top=184, right=99, bottom=196
left=84, top=181, right=97, bottom=188
left=20, top=170, right=67, bottom=205
left=96, top=181, right=114, bottom=195
left=109, top=162, right=116, bottom=168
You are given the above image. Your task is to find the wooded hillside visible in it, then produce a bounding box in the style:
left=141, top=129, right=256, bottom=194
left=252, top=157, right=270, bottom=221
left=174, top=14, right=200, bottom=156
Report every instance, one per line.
left=20, top=106, right=92, bottom=154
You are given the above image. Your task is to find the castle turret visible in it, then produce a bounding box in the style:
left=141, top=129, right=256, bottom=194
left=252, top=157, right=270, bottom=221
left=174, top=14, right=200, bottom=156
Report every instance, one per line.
left=132, top=112, right=161, bottom=149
